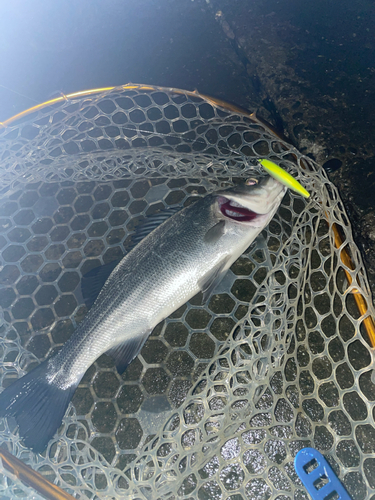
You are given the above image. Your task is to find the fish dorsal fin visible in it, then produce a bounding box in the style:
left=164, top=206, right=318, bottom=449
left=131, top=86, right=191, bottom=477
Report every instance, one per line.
left=198, top=255, right=231, bottom=304
left=81, top=259, right=121, bottom=308
left=80, top=207, right=182, bottom=308
left=130, top=206, right=182, bottom=249
left=106, top=330, right=151, bottom=374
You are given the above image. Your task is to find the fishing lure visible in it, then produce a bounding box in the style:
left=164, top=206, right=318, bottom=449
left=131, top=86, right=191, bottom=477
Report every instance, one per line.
left=259, top=158, right=310, bottom=198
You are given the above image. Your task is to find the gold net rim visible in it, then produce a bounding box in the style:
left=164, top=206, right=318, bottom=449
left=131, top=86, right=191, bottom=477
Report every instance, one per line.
left=0, top=83, right=257, bottom=128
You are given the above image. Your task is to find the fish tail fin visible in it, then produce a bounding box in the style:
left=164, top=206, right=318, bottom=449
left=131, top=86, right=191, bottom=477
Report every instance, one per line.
left=0, top=360, right=78, bottom=453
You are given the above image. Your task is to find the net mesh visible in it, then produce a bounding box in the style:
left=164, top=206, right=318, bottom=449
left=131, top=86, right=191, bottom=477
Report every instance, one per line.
left=0, top=85, right=374, bottom=500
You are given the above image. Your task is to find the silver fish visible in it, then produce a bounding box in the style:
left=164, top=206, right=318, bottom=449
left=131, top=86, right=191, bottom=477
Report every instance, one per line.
left=0, top=175, right=286, bottom=452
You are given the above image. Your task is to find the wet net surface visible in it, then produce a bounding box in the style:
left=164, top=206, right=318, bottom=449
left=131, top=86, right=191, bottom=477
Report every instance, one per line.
left=0, top=85, right=374, bottom=499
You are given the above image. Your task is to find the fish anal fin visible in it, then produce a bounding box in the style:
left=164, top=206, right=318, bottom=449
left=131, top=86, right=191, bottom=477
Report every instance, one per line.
left=106, top=330, right=151, bottom=374
left=198, top=256, right=231, bottom=304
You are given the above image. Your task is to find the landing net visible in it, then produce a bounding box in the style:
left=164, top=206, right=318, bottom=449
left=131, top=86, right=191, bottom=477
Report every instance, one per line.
left=0, top=85, right=374, bottom=499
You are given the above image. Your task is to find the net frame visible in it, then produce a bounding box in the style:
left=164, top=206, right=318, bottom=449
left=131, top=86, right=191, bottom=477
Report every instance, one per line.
left=0, top=84, right=374, bottom=500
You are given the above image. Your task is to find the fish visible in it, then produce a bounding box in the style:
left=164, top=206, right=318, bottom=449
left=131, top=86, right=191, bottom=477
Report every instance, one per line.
left=0, top=175, right=286, bottom=453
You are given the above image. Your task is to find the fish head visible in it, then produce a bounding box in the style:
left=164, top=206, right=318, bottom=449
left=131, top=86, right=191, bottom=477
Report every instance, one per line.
left=215, top=175, right=287, bottom=227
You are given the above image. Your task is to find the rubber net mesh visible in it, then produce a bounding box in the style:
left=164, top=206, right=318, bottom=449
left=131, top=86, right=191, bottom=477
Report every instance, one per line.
left=0, top=85, right=374, bottom=500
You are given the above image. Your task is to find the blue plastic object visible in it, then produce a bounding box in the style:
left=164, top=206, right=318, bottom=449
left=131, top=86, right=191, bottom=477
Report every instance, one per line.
left=294, top=448, right=352, bottom=500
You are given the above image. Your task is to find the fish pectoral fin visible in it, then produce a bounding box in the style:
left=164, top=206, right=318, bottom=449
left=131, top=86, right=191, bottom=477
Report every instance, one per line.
left=81, top=259, right=122, bottom=309
left=106, top=330, right=152, bottom=374
left=204, top=220, right=226, bottom=244
left=198, top=256, right=231, bottom=304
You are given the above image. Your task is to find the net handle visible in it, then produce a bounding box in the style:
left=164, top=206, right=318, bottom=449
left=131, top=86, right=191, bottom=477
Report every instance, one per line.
left=0, top=448, right=76, bottom=500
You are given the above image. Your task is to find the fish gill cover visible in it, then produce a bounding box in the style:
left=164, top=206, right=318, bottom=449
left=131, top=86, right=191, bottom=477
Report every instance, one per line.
left=0, top=85, right=374, bottom=499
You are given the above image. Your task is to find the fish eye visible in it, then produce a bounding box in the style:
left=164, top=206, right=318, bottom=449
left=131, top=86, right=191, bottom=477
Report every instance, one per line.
left=245, top=178, right=258, bottom=186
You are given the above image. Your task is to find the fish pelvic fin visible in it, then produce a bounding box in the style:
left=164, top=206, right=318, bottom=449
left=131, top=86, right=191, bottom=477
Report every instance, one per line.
left=199, top=255, right=231, bottom=303
left=0, top=360, right=78, bottom=453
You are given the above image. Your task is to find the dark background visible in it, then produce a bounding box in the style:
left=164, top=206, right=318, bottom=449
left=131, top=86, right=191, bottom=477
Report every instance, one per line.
left=1, top=0, right=375, bottom=284
left=0, top=0, right=250, bottom=119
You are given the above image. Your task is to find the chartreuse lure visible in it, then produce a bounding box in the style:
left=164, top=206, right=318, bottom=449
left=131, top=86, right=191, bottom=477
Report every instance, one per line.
left=259, top=158, right=310, bottom=198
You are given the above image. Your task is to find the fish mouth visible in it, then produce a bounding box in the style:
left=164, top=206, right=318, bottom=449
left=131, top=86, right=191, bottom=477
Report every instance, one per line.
left=218, top=196, right=266, bottom=223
